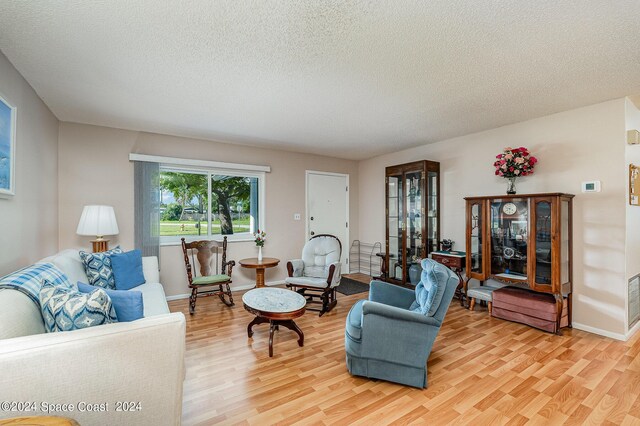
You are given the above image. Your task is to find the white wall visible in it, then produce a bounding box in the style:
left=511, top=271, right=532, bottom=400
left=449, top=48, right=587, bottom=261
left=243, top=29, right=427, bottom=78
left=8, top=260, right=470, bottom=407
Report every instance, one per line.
left=58, top=123, right=358, bottom=297
left=0, top=51, right=59, bottom=276
left=358, top=99, right=628, bottom=337
left=625, top=98, right=640, bottom=332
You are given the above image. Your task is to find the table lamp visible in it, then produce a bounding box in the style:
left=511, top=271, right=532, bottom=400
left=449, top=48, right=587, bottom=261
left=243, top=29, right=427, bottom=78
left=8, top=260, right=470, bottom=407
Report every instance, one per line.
left=76, top=205, right=119, bottom=252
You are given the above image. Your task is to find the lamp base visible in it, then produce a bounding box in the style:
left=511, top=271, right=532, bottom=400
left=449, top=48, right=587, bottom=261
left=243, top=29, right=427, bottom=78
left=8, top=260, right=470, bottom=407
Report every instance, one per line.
left=91, top=239, right=110, bottom=253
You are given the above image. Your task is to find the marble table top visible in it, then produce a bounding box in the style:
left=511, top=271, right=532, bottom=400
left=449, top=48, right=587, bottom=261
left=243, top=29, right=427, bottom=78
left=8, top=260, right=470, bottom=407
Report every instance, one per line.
left=242, top=287, right=306, bottom=313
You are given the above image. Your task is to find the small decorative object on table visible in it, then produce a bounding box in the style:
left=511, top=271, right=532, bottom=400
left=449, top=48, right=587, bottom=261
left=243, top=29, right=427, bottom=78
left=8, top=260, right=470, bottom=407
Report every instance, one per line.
left=441, top=239, right=454, bottom=252
left=254, top=229, right=266, bottom=261
left=493, top=146, right=538, bottom=195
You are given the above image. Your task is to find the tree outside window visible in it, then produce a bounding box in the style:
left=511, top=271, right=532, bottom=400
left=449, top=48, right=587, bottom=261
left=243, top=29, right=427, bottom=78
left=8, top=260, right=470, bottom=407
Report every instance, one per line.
left=159, top=169, right=260, bottom=239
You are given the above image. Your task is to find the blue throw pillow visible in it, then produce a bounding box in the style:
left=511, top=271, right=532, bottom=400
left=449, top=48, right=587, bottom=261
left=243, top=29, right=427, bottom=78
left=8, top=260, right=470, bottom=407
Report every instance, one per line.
left=77, top=282, right=144, bottom=322
left=79, top=246, right=123, bottom=289
left=110, top=249, right=146, bottom=290
left=39, top=279, right=117, bottom=332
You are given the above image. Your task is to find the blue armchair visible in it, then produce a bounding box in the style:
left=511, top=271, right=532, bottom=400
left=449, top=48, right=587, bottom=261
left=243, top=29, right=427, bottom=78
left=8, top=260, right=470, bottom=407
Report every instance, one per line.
left=345, top=258, right=459, bottom=388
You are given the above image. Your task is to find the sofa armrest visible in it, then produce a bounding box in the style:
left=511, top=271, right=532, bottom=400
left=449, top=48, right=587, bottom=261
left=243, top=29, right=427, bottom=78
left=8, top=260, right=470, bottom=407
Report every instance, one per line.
left=142, top=256, right=160, bottom=283
left=287, top=259, right=304, bottom=277
left=328, top=261, right=342, bottom=287
left=0, top=313, right=186, bottom=426
left=369, top=280, right=416, bottom=309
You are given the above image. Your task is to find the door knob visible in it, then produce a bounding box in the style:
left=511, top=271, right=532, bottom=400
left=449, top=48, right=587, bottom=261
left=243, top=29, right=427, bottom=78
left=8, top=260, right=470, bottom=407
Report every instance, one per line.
left=310, top=231, right=315, bottom=235
left=310, top=217, right=314, bottom=220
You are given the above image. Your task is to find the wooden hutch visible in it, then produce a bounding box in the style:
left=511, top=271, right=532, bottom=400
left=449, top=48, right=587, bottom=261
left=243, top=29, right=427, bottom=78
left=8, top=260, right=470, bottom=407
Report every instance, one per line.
left=464, top=193, right=574, bottom=332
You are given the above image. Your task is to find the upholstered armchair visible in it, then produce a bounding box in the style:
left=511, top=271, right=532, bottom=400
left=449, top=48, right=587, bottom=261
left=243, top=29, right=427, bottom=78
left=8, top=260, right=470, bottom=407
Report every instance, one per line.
left=345, top=258, right=459, bottom=388
left=285, top=234, right=342, bottom=316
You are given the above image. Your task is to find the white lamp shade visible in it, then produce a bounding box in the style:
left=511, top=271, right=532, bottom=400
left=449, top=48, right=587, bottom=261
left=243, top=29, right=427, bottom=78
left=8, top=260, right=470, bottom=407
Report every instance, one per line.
left=76, top=205, right=119, bottom=237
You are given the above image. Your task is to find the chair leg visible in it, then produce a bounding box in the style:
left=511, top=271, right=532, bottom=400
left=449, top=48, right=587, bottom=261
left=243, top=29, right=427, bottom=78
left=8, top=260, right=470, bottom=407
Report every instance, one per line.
left=226, top=282, right=235, bottom=306
left=469, top=298, right=476, bottom=311
left=217, top=284, right=234, bottom=307
left=319, top=288, right=338, bottom=316
left=488, top=301, right=492, bottom=315
left=189, top=288, right=198, bottom=315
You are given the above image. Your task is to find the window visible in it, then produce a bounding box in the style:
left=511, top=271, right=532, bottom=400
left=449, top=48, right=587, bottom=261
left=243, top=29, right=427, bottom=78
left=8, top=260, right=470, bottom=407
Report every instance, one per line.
left=159, top=167, right=264, bottom=243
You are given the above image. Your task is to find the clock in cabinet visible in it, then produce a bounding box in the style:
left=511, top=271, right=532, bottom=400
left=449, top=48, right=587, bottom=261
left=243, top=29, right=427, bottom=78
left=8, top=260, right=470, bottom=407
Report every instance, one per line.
left=464, top=193, right=574, bottom=333
left=385, top=160, right=440, bottom=287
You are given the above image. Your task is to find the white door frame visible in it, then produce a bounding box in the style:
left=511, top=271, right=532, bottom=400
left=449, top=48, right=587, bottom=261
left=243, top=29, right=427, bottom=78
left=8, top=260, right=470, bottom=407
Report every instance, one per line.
left=305, top=170, right=350, bottom=266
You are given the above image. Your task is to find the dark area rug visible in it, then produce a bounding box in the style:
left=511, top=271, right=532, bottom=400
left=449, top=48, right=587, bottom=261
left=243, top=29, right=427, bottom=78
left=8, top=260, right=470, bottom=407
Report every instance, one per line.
left=337, top=277, right=370, bottom=295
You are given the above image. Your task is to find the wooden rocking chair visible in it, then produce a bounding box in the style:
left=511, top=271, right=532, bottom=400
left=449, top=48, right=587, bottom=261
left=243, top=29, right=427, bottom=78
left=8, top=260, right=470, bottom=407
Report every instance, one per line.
left=181, top=237, right=235, bottom=314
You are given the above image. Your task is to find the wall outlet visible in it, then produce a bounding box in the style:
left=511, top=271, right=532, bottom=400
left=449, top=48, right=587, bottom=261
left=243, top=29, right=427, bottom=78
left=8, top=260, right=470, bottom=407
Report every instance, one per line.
left=294, top=213, right=301, bottom=220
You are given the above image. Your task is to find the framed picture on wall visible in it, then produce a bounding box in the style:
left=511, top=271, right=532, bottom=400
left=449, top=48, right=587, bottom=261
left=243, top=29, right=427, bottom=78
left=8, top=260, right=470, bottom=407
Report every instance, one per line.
left=0, top=92, right=16, bottom=198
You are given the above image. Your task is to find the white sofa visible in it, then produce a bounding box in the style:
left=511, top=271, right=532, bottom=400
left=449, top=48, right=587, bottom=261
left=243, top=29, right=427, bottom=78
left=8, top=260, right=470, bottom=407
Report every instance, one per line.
left=0, top=249, right=186, bottom=426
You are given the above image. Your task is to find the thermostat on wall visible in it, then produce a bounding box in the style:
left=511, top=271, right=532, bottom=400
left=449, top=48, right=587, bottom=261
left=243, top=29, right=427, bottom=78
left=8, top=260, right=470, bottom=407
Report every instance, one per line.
left=582, top=181, right=601, bottom=193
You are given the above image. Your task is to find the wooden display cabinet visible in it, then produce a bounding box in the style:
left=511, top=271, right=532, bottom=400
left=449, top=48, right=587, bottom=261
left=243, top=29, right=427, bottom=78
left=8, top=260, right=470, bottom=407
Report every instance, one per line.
left=464, top=193, right=574, bottom=332
left=384, top=160, right=440, bottom=286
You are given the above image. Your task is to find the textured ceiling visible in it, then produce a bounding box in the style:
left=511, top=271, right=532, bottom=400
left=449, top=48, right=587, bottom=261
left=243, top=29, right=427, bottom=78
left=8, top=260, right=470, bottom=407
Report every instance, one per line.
left=1, top=1, right=640, bottom=160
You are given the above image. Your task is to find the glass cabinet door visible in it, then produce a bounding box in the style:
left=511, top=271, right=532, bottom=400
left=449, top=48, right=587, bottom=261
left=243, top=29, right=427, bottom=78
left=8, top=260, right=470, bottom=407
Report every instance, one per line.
left=468, top=201, right=484, bottom=278
left=490, top=198, right=529, bottom=282
left=387, top=174, right=403, bottom=281
left=427, top=171, right=438, bottom=254
left=405, top=170, right=423, bottom=270
left=534, top=199, right=553, bottom=286
left=561, top=199, right=570, bottom=285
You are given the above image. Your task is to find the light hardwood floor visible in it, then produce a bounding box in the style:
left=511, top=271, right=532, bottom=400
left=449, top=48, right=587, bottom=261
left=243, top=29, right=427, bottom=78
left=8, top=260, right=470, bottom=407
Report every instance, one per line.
left=170, top=288, right=640, bottom=425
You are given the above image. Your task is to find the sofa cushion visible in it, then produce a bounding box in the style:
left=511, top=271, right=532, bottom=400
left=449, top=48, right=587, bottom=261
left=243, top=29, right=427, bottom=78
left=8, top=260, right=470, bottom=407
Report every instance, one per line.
left=133, top=283, right=170, bottom=317
left=79, top=246, right=122, bottom=289
left=192, top=274, right=230, bottom=285
left=78, top=282, right=144, bottom=322
left=43, top=249, right=88, bottom=286
left=284, top=276, right=328, bottom=288
left=39, top=279, right=117, bottom=332
left=301, top=236, right=341, bottom=278
left=111, top=249, right=146, bottom=290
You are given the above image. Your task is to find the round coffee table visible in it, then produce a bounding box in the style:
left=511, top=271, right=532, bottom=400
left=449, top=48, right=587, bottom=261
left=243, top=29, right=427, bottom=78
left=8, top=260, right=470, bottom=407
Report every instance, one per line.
left=239, top=257, right=280, bottom=288
left=243, top=287, right=306, bottom=357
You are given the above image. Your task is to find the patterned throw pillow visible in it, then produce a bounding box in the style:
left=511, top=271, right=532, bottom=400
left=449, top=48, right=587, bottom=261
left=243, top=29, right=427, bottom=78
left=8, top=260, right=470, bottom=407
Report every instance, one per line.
left=39, top=279, right=117, bottom=332
left=79, top=246, right=122, bottom=289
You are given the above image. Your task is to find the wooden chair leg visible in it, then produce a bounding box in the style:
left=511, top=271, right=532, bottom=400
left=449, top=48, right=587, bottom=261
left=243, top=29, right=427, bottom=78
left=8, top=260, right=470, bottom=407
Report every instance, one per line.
left=469, top=298, right=476, bottom=311
left=189, top=288, right=198, bottom=315
left=217, top=284, right=234, bottom=307
left=488, top=301, right=492, bottom=315
left=226, top=282, right=235, bottom=306
left=319, top=292, right=329, bottom=317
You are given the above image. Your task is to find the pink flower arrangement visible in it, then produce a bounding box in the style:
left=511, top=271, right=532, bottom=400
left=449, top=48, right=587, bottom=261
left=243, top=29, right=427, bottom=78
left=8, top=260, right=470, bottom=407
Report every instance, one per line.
left=493, top=147, right=537, bottom=178
left=254, top=229, right=266, bottom=247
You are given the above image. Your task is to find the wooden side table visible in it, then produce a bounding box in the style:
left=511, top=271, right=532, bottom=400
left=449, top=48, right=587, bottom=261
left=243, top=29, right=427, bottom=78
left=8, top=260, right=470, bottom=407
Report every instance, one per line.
left=431, top=251, right=466, bottom=306
left=243, top=287, right=306, bottom=357
left=239, top=257, right=280, bottom=288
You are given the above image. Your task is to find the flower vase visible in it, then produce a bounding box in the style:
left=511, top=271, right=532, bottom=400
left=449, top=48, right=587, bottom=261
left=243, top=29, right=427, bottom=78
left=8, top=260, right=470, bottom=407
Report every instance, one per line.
left=258, top=246, right=263, bottom=262
left=506, top=177, right=517, bottom=195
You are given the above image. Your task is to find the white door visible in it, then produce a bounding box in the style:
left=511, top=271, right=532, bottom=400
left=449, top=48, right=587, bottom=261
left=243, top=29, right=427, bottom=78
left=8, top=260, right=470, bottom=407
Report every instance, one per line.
left=306, top=171, right=349, bottom=268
